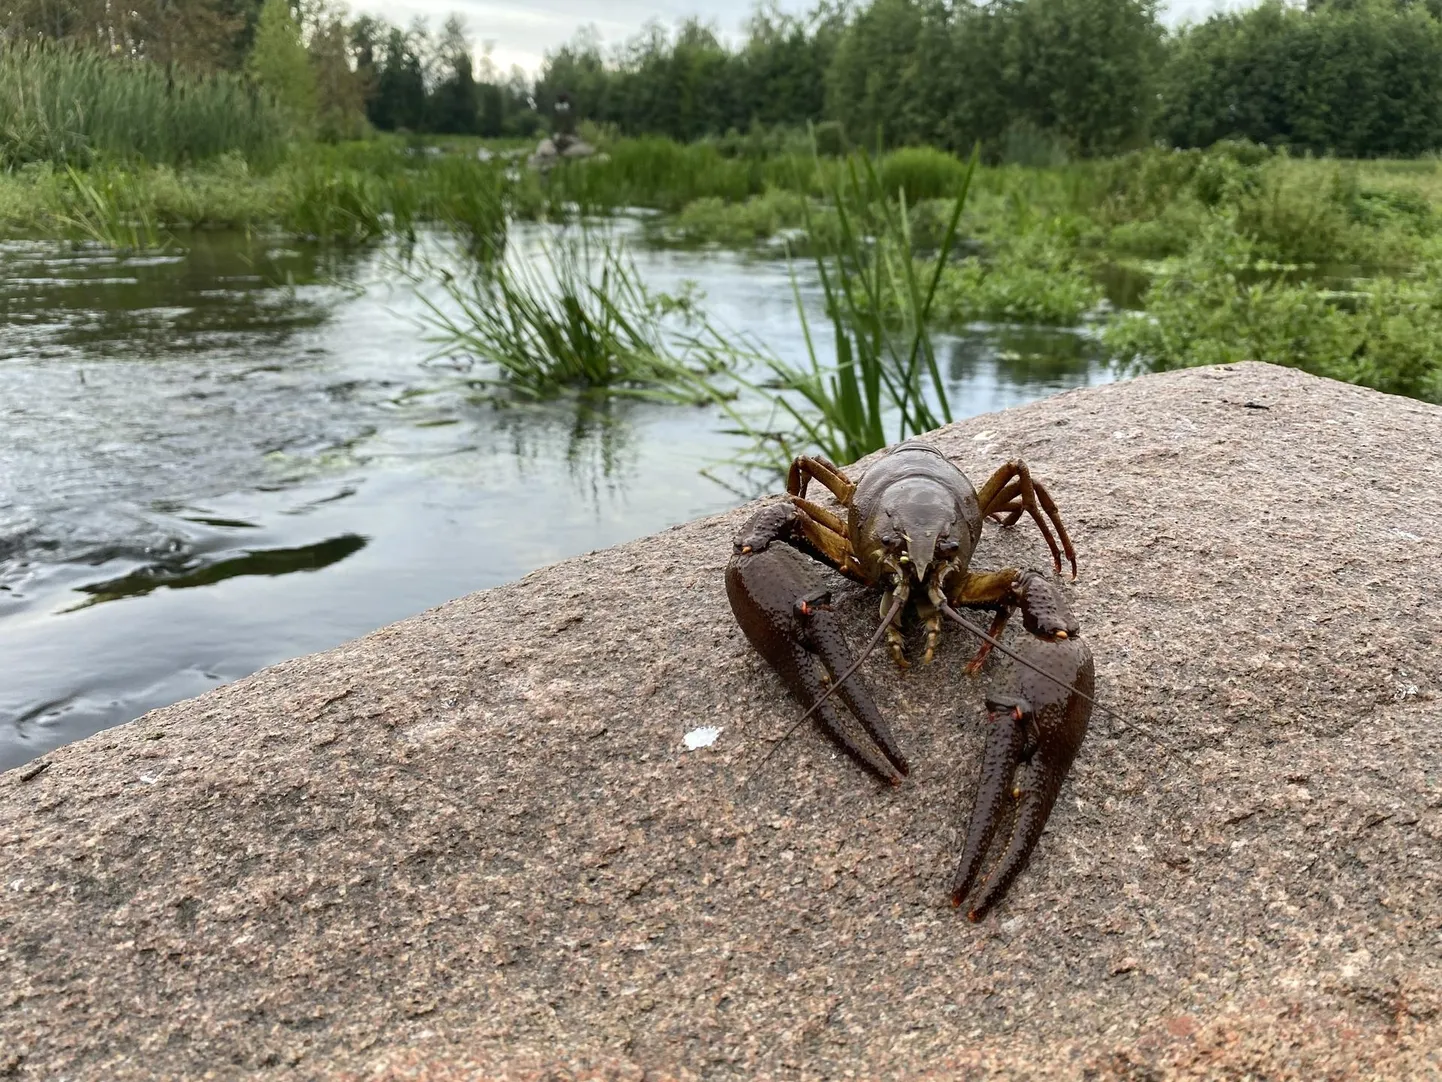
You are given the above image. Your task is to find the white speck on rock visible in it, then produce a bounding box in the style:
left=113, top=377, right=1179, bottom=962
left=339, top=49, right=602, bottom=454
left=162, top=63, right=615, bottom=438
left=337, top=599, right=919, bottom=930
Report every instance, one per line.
left=683, top=726, right=722, bottom=750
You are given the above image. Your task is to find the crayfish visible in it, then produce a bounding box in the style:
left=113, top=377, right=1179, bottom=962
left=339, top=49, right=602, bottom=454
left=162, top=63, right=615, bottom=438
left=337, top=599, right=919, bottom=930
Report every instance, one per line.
left=726, top=440, right=1097, bottom=920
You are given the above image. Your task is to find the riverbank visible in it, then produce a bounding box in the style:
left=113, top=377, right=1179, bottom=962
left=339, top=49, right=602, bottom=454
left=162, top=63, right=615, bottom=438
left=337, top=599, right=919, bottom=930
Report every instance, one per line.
left=3, top=363, right=1438, bottom=1079
left=6, top=136, right=1442, bottom=405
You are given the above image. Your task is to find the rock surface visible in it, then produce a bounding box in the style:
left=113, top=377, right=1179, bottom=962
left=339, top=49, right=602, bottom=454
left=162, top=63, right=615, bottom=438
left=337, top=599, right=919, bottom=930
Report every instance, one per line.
left=3, top=363, right=1441, bottom=1080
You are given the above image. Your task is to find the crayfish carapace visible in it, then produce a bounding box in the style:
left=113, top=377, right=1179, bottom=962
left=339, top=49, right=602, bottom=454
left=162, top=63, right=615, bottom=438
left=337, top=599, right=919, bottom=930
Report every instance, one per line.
left=726, top=439, right=1097, bottom=920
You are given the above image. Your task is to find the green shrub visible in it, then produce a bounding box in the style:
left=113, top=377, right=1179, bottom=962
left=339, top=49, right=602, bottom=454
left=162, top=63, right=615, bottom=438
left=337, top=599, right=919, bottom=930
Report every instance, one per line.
left=812, top=121, right=849, bottom=158
left=1105, top=203, right=1210, bottom=259
left=878, top=147, right=972, bottom=203
left=1234, top=164, right=1428, bottom=267
left=929, top=255, right=1103, bottom=325
left=1105, top=220, right=1442, bottom=402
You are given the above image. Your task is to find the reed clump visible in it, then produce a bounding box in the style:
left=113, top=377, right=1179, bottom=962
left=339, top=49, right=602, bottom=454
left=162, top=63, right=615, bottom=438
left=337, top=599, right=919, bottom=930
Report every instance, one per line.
left=409, top=229, right=735, bottom=402
left=718, top=147, right=978, bottom=474
left=0, top=42, right=287, bottom=169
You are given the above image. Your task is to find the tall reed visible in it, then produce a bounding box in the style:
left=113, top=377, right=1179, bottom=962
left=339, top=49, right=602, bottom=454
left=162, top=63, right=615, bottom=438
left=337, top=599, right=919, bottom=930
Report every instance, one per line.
left=409, top=229, right=734, bottom=402
left=720, top=145, right=978, bottom=473
left=0, top=42, right=287, bottom=168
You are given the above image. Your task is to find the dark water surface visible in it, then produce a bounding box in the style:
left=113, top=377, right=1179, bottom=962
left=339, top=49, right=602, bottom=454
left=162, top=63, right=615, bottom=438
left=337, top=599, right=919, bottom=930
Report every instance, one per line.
left=0, top=226, right=1114, bottom=770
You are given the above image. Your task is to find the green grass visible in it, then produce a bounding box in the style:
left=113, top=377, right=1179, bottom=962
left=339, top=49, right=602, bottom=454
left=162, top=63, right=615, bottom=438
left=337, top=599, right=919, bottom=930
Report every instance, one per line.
left=51, top=166, right=164, bottom=251
left=281, top=167, right=387, bottom=245
left=0, top=42, right=286, bottom=169
left=0, top=142, right=513, bottom=248
left=525, top=137, right=818, bottom=213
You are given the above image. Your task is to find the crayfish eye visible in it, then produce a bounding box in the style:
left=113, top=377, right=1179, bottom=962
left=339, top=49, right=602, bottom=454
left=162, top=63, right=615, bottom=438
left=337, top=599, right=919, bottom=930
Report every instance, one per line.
left=937, top=537, right=960, bottom=558
left=880, top=532, right=903, bottom=551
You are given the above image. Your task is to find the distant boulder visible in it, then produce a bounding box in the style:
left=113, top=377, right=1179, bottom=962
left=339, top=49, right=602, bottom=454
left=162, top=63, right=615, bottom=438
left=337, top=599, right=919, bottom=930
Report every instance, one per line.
left=527, top=133, right=597, bottom=171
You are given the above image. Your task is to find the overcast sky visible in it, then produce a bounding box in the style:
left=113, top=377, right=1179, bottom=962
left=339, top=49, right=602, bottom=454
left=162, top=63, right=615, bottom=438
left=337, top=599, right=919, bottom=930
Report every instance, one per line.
left=354, top=0, right=1252, bottom=76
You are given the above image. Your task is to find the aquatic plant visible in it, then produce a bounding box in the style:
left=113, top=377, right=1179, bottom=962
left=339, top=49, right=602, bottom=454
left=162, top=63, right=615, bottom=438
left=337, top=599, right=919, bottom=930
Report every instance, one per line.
left=719, top=146, right=979, bottom=473
left=927, top=257, right=1103, bottom=326
left=410, top=229, right=734, bottom=402
left=53, top=166, right=164, bottom=250
left=652, top=190, right=842, bottom=251
left=281, top=167, right=387, bottom=245
left=859, top=224, right=1103, bottom=327
left=510, top=137, right=827, bottom=219
left=419, top=156, right=509, bottom=261
left=1104, top=220, right=1442, bottom=403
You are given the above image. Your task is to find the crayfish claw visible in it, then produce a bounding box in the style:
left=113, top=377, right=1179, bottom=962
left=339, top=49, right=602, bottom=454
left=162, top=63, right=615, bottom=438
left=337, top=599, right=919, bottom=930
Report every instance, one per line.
left=727, top=508, right=909, bottom=783
left=951, top=600, right=1094, bottom=918
left=796, top=598, right=910, bottom=776
left=950, top=700, right=1027, bottom=906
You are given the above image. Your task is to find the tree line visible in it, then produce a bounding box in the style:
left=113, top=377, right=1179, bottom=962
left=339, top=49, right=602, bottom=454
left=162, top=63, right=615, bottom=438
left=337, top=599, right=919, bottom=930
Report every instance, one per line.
left=0, top=0, right=537, bottom=141
left=539, top=0, right=1442, bottom=160
left=6, top=0, right=1442, bottom=158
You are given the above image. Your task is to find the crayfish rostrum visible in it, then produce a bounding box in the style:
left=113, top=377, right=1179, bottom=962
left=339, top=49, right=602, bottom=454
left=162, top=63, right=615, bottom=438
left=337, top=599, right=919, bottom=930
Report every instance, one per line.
left=726, top=440, right=1096, bottom=920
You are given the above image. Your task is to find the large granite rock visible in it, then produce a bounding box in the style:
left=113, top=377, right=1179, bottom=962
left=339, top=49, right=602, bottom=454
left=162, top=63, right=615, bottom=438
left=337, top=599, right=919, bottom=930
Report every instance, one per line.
left=2, top=363, right=1440, bottom=1080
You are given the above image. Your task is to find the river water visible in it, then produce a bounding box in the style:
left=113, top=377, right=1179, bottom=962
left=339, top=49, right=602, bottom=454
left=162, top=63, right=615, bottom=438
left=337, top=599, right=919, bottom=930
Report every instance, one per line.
left=0, top=223, right=1114, bottom=770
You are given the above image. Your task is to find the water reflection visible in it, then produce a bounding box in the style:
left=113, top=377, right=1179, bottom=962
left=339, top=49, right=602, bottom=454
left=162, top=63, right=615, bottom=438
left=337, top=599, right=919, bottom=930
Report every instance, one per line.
left=946, top=323, right=1105, bottom=391
left=70, top=533, right=368, bottom=609
left=0, top=234, right=354, bottom=360
left=475, top=396, right=641, bottom=496
left=1095, top=262, right=1152, bottom=310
